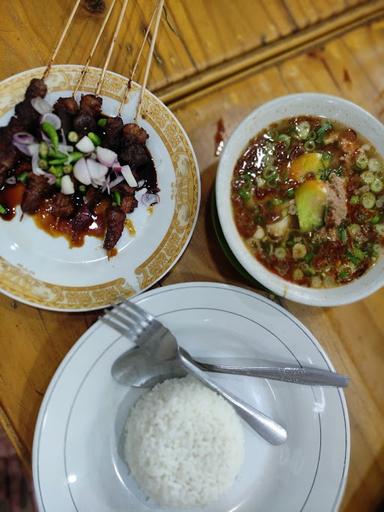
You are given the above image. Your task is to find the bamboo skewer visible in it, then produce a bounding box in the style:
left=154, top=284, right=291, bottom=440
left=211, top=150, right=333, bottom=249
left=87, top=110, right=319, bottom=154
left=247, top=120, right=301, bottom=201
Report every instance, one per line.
left=73, top=0, right=118, bottom=97
left=95, top=0, right=130, bottom=96
left=42, top=0, right=82, bottom=80
left=135, top=0, right=164, bottom=120
left=118, top=2, right=158, bottom=116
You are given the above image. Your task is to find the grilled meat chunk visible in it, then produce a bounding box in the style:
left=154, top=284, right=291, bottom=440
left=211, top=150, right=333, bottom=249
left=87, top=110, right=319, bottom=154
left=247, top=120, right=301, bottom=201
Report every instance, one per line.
left=54, top=97, right=79, bottom=134
left=25, top=78, right=47, bottom=99
left=14, top=99, right=41, bottom=133
left=72, top=204, right=93, bottom=234
left=119, top=143, right=150, bottom=170
left=21, top=174, right=53, bottom=213
left=121, top=123, right=148, bottom=145
left=0, top=147, right=17, bottom=186
left=73, top=113, right=97, bottom=136
left=103, top=206, right=125, bottom=250
left=80, top=94, right=102, bottom=117
left=121, top=194, right=138, bottom=214
left=101, top=116, right=123, bottom=151
left=51, top=193, right=75, bottom=218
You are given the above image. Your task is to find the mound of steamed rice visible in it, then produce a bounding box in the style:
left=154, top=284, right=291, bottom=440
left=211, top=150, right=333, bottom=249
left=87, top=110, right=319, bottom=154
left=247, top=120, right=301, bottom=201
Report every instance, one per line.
left=124, top=375, right=244, bottom=508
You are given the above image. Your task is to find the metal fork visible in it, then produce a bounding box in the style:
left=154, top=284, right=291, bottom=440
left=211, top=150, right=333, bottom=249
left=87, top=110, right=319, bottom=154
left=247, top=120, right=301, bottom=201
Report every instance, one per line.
left=103, top=301, right=288, bottom=446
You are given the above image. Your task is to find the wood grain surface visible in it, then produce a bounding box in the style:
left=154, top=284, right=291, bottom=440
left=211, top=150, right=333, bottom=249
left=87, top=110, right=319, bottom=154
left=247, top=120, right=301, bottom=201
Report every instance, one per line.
left=0, top=1, right=383, bottom=511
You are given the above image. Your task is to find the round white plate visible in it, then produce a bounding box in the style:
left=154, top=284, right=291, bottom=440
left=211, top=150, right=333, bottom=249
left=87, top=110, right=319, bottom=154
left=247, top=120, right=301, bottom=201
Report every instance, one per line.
left=0, top=65, right=200, bottom=311
left=32, top=282, right=349, bottom=512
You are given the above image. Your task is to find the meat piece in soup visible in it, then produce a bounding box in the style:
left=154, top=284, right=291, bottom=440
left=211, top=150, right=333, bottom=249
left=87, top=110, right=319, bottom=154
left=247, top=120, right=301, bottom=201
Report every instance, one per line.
left=231, top=116, right=384, bottom=288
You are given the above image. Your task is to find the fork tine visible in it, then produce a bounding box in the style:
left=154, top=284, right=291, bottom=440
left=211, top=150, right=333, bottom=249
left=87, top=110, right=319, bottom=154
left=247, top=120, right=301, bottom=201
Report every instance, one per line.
left=101, top=316, right=133, bottom=339
left=120, top=300, right=155, bottom=323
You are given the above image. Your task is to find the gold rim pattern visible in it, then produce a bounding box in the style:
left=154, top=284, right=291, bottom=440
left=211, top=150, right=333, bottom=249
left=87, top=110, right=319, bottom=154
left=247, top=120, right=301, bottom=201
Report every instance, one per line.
left=0, top=65, right=200, bottom=311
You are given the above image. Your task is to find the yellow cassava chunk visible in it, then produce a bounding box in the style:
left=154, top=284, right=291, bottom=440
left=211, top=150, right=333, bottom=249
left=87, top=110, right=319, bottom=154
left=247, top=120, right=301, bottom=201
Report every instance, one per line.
left=290, top=153, right=323, bottom=181
left=295, top=180, right=327, bottom=232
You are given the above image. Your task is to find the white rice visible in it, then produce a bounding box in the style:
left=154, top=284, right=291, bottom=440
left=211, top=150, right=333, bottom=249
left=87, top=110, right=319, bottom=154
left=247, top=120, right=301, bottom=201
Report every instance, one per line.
left=124, top=375, right=244, bottom=508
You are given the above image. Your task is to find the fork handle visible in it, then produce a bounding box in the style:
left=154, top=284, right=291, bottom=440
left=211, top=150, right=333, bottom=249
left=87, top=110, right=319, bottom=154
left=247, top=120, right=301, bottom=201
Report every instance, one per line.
left=179, top=350, right=287, bottom=446
left=195, top=361, right=349, bottom=387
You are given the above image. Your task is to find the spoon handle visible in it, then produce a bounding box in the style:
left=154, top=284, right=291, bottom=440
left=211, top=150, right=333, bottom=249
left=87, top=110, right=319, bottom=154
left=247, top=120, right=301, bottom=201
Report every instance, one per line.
left=178, top=350, right=287, bottom=446
left=194, top=360, right=349, bottom=387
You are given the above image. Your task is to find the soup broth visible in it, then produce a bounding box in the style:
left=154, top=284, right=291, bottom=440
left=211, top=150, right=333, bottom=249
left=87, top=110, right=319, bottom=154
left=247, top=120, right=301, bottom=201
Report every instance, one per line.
left=231, top=116, right=384, bottom=288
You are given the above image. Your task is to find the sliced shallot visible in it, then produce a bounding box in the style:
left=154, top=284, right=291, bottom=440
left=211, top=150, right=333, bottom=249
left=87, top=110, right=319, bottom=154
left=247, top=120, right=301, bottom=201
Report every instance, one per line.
left=76, top=136, right=95, bottom=154
left=5, top=176, right=17, bottom=185
left=41, top=112, right=61, bottom=130
left=31, top=97, right=52, bottom=115
left=96, top=146, right=117, bottom=167
left=121, top=164, right=137, bottom=187
left=87, top=158, right=108, bottom=187
left=73, top=158, right=91, bottom=185
left=141, top=192, right=160, bottom=206
left=61, top=175, right=75, bottom=195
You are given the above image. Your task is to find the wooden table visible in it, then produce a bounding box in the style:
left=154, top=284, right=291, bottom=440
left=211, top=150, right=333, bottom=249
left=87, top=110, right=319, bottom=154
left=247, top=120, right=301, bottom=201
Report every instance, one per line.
left=1, top=1, right=384, bottom=510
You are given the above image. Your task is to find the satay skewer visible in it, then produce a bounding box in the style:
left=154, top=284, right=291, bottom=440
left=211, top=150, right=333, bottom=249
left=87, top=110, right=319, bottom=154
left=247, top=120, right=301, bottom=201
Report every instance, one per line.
left=73, top=0, right=118, bottom=97
left=117, top=2, right=158, bottom=116
left=135, top=0, right=164, bottom=121
left=95, top=0, right=130, bottom=96
left=42, top=0, right=82, bottom=80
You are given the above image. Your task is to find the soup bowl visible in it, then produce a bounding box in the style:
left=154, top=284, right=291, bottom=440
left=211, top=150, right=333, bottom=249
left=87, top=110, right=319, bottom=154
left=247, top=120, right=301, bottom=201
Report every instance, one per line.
left=216, top=93, right=384, bottom=306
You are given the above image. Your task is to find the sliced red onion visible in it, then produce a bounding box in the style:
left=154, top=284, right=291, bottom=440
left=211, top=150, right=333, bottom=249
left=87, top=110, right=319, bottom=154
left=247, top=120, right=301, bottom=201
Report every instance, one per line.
left=74, top=158, right=92, bottom=185
left=13, top=132, right=35, bottom=145
left=31, top=152, right=45, bottom=175
left=6, top=176, right=17, bottom=185
left=76, top=136, right=95, bottom=153
left=28, top=143, right=40, bottom=157
left=121, top=164, right=137, bottom=187
left=101, top=174, right=111, bottom=194
left=60, top=128, right=67, bottom=146
left=13, top=141, right=33, bottom=155
left=96, top=146, right=117, bottom=167
left=108, top=175, right=124, bottom=189
left=61, top=175, right=75, bottom=195
left=31, top=97, right=52, bottom=115
left=87, top=159, right=108, bottom=187
left=112, top=161, right=122, bottom=172
left=41, top=112, right=61, bottom=130
left=41, top=131, right=51, bottom=143
left=141, top=192, right=160, bottom=206
left=46, top=173, right=56, bottom=185
left=58, top=143, right=74, bottom=153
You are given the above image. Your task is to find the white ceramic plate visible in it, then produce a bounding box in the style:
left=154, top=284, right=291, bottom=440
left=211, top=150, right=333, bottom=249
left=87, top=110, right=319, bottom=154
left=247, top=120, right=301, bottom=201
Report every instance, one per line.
left=0, top=65, right=200, bottom=311
left=32, top=282, right=350, bottom=512
left=216, top=93, right=384, bottom=306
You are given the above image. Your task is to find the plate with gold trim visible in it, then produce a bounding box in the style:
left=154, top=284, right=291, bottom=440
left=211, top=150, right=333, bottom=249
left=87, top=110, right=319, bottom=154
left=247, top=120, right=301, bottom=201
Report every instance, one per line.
left=0, top=65, right=200, bottom=311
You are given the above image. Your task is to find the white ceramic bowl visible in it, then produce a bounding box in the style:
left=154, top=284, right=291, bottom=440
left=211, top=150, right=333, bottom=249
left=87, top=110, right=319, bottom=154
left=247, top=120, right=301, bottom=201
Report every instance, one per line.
left=216, top=93, right=384, bottom=306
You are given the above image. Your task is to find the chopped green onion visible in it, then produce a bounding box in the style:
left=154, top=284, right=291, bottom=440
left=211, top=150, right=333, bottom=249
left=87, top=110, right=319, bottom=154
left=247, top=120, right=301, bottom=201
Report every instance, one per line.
left=321, top=151, right=332, bottom=165
left=48, top=158, right=66, bottom=165
left=316, top=121, right=333, bottom=143
left=271, top=197, right=283, bottom=206
left=88, top=132, right=101, bottom=146
left=63, top=164, right=73, bottom=174
left=350, top=195, right=359, bottom=205
left=79, top=185, right=86, bottom=193
left=39, top=159, right=48, bottom=170
left=67, top=151, right=83, bottom=164
left=292, top=242, right=307, bottom=259
left=49, top=166, right=64, bottom=178
left=0, top=204, right=7, bottom=214
left=296, top=121, right=311, bottom=140
left=275, top=247, right=287, bottom=260
left=304, top=140, right=316, bottom=151
left=311, top=276, right=322, bottom=288
left=49, top=150, right=67, bottom=160
left=112, top=190, right=122, bottom=206
left=371, top=214, right=381, bottom=224
left=337, top=269, right=350, bottom=281
left=347, top=223, right=361, bottom=237
left=338, top=226, right=347, bottom=243
left=97, top=118, right=107, bottom=127
left=293, top=268, right=304, bottom=281
left=356, top=153, right=368, bottom=170
left=39, top=142, right=49, bottom=158
left=375, top=224, right=384, bottom=236
left=277, top=134, right=291, bottom=148
left=17, top=171, right=29, bottom=184
left=239, top=188, right=250, bottom=201
left=308, top=130, right=317, bottom=141
left=361, top=171, right=374, bottom=184
left=370, top=178, right=383, bottom=193
left=41, top=122, right=59, bottom=149
left=361, top=192, right=376, bottom=209
left=262, top=166, right=278, bottom=180
left=55, top=177, right=62, bottom=187
left=304, top=252, right=314, bottom=264
left=286, top=188, right=295, bottom=199
left=68, top=131, right=79, bottom=143
left=368, top=158, right=381, bottom=173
